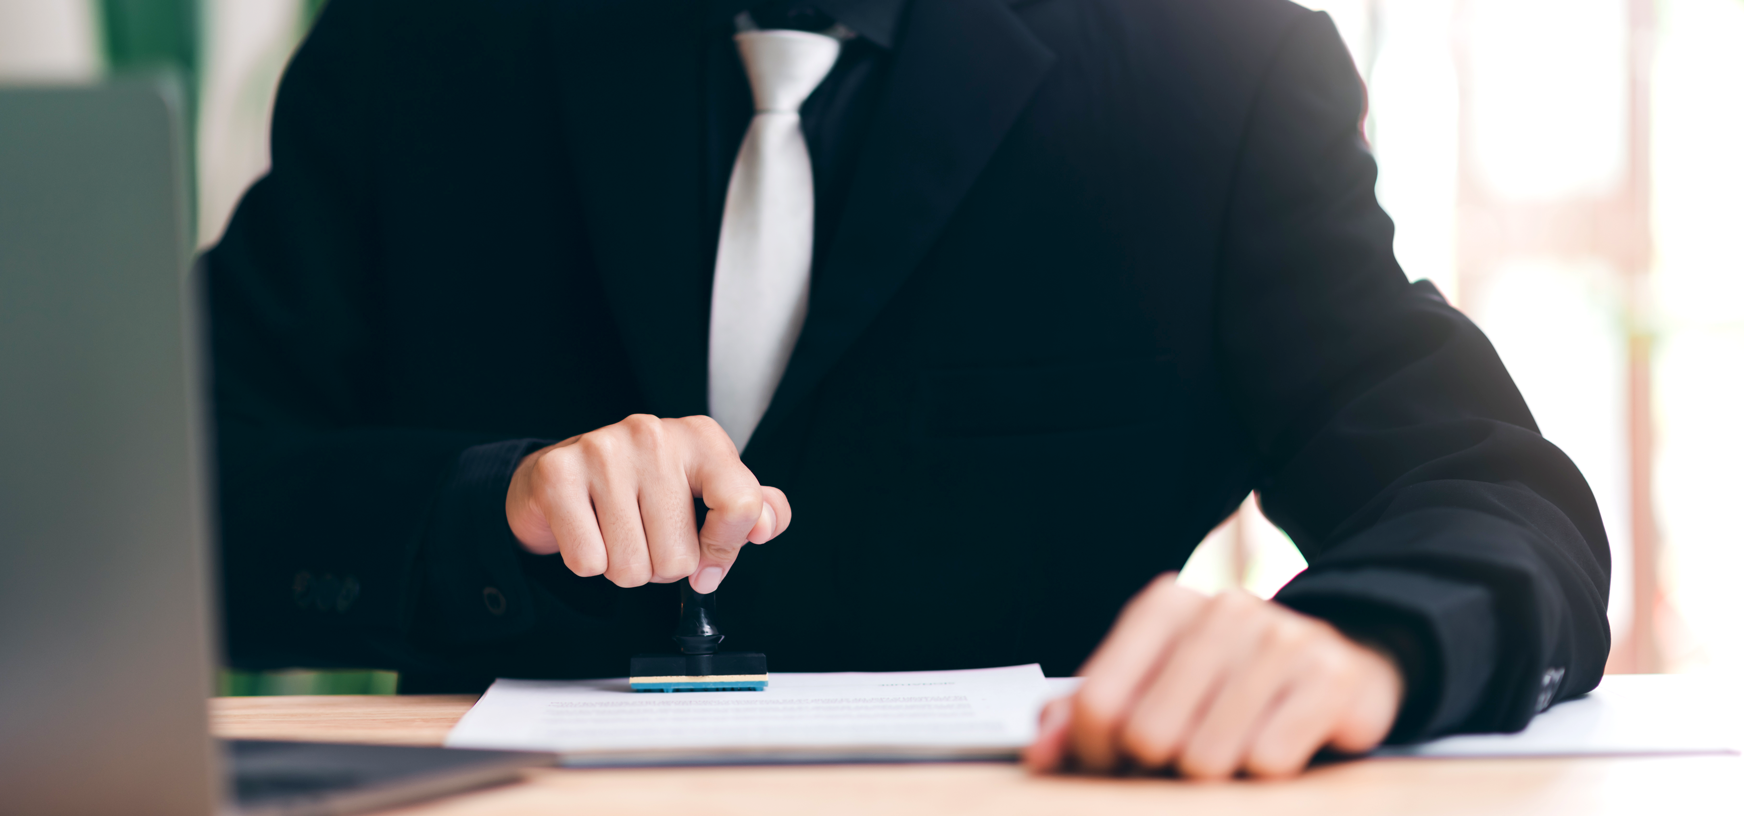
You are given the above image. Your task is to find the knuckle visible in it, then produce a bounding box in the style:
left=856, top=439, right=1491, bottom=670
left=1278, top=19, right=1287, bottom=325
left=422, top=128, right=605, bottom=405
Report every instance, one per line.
left=561, top=547, right=602, bottom=578
left=1317, top=648, right=1357, bottom=683
left=1180, top=584, right=1212, bottom=606
left=1179, top=752, right=1233, bottom=781
left=1247, top=750, right=1286, bottom=778
left=1247, top=743, right=1304, bottom=778
left=719, top=492, right=763, bottom=524
left=1116, top=721, right=1172, bottom=768
left=1175, top=737, right=1236, bottom=780
left=680, top=415, right=736, bottom=450
left=1268, top=618, right=1313, bottom=652
left=531, top=449, right=571, bottom=481
left=620, top=413, right=664, bottom=441
left=1212, top=589, right=1256, bottom=613
left=604, top=563, right=652, bottom=588
left=1175, top=752, right=1209, bottom=778
left=680, top=414, right=723, bottom=435
left=703, top=540, right=739, bottom=561
left=697, top=419, right=744, bottom=455
left=1128, top=578, right=1173, bottom=609
left=578, top=431, right=618, bottom=460
left=663, top=550, right=701, bottom=576
left=622, top=412, right=661, bottom=429
left=1070, top=687, right=1121, bottom=737
left=1164, top=586, right=1210, bottom=620
left=1123, top=579, right=1200, bottom=625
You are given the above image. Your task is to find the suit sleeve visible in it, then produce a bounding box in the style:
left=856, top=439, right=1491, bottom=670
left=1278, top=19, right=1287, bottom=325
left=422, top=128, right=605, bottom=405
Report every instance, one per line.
left=1215, top=12, right=1610, bottom=739
left=200, top=0, right=557, bottom=673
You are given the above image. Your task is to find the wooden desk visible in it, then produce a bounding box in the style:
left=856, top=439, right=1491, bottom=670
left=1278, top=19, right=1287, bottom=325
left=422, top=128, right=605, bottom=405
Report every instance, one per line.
left=212, top=695, right=1740, bottom=815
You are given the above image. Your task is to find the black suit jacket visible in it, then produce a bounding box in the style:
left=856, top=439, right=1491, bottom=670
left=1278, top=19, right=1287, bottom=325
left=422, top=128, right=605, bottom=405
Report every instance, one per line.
left=203, top=0, right=1610, bottom=739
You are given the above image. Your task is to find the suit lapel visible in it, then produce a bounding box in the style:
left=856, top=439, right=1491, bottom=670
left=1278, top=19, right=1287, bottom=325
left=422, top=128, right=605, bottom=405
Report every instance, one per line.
left=751, top=0, right=1056, bottom=451
left=549, top=0, right=712, bottom=418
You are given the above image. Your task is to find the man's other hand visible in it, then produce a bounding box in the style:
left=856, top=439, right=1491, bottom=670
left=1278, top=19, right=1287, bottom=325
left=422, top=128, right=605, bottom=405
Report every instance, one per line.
left=1024, top=574, right=1402, bottom=779
left=506, top=414, right=792, bottom=594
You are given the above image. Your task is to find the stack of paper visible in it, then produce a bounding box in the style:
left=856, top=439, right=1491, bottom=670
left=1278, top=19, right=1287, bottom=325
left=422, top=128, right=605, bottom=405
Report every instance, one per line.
left=445, top=664, right=1051, bottom=766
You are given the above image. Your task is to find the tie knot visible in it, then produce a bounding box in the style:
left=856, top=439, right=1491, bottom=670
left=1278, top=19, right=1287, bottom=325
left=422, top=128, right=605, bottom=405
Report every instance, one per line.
left=734, top=29, right=842, bottom=114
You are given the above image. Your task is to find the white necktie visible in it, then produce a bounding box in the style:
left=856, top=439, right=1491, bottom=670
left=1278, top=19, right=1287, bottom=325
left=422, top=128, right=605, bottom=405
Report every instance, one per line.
left=707, top=26, right=843, bottom=451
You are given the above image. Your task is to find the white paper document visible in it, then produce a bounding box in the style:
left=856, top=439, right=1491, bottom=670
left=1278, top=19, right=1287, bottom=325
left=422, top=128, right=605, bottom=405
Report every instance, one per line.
left=448, top=667, right=1736, bottom=766
left=1375, top=673, right=1740, bottom=758
left=446, top=664, right=1051, bottom=766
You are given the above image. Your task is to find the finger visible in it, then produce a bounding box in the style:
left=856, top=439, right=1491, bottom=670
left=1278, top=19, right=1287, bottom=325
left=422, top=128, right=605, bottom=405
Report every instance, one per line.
left=1068, top=573, right=1205, bottom=773
left=1243, top=667, right=1352, bottom=778
left=542, top=477, right=608, bottom=578
left=682, top=418, right=764, bottom=593
left=506, top=446, right=561, bottom=555
left=1325, top=643, right=1403, bottom=754
left=506, top=487, right=559, bottom=555
left=1176, top=614, right=1320, bottom=779
left=521, top=447, right=609, bottom=576
left=583, top=434, right=654, bottom=588
left=746, top=485, right=792, bottom=544
left=639, top=481, right=698, bottom=583
left=764, top=486, right=792, bottom=534
left=1118, top=590, right=1271, bottom=773
left=1023, top=697, right=1073, bottom=774
left=624, top=420, right=699, bottom=583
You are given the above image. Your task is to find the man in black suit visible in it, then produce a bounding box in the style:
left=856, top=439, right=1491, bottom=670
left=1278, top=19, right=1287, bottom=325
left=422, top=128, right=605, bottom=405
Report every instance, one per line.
left=203, top=0, right=1611, bottom=777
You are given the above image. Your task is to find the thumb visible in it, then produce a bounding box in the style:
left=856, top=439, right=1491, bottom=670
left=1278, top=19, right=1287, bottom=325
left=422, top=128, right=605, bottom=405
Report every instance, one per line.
left=745, top=486, right=792, bottom=544
left=680, top=415, right=785, bottom=593
left=690, top=480, right=763, bottom=594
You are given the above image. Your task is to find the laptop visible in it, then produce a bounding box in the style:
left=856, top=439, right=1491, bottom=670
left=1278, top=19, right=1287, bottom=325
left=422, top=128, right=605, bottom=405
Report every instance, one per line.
left=0, top=81, right=552, bottom=815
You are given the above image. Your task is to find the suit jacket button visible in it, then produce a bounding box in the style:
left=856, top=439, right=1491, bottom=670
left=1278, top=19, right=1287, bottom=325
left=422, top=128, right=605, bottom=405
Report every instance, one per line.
left=335, top=575, right=361, bottom=612
left=314, top=574, right=340, bottom=611
left=482, top=586, right=508, bottom=616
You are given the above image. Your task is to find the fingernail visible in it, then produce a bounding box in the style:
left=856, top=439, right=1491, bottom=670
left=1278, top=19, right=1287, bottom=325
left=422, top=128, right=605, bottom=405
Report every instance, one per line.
left=694, top=566, right=725, bottom=594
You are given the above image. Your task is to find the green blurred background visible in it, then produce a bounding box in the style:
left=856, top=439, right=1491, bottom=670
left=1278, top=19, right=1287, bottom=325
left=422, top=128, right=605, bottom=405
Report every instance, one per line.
left=218, top=668, right=397, bottom=697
